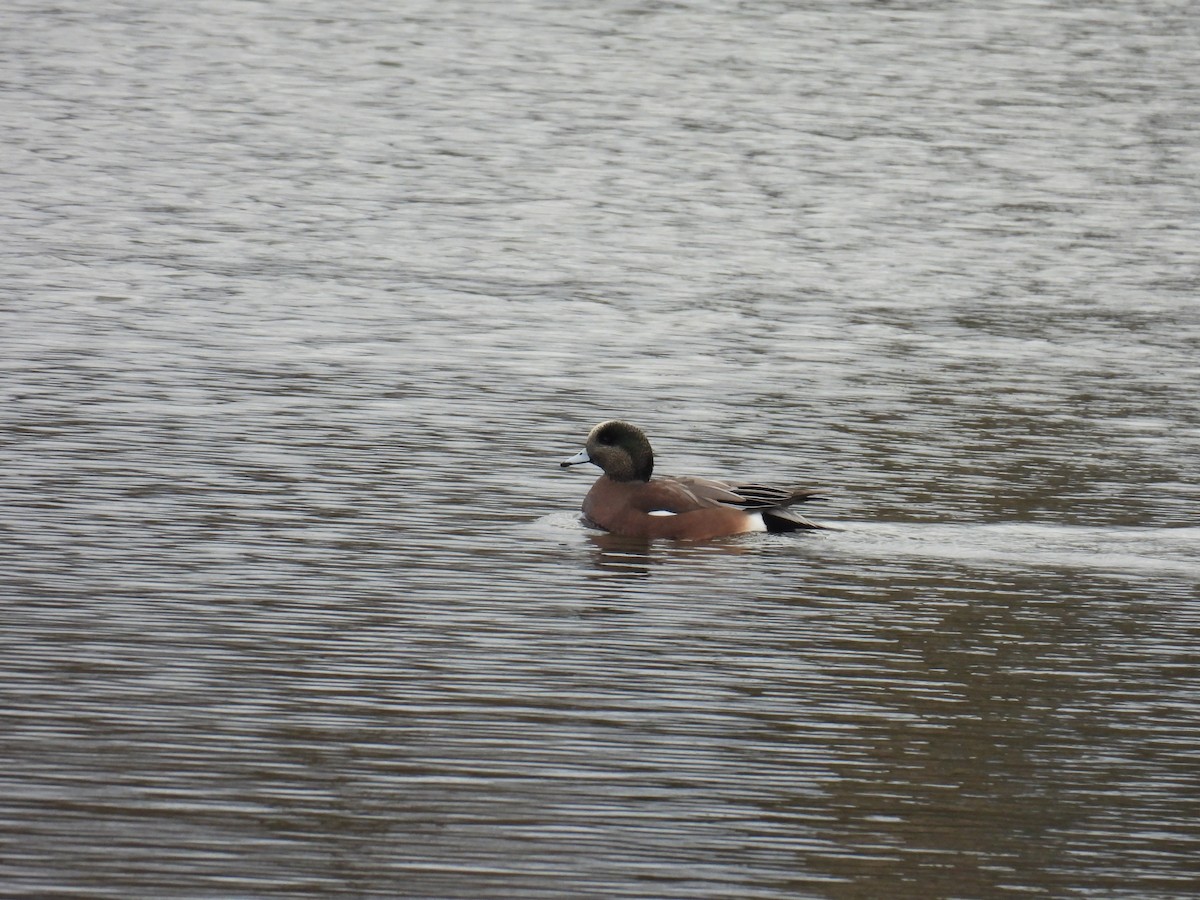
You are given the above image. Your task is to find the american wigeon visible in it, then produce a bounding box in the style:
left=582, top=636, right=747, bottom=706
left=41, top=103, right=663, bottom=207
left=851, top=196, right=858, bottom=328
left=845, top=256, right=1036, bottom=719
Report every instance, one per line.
left=561, top=420, right=825, bottom=540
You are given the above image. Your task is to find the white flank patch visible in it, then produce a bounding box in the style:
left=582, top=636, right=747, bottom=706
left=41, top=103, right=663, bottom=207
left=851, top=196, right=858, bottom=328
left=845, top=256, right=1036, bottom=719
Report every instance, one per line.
left=746, top=512, right=768, bottom=533
left=647, top=510, right=677, bottom=517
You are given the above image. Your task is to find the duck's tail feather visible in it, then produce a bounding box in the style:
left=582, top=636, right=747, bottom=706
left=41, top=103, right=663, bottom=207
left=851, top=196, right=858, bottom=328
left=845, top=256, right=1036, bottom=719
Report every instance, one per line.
left=732, top=484, right=827, bottom=532
left=762, top=507, right=827, bottom=532
left=733, top=484, right=825, bottom=509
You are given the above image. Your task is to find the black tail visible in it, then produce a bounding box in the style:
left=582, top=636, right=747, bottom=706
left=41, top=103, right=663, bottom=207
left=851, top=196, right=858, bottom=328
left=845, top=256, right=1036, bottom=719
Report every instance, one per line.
left=730, top=484, right=826, bottom=532
left=762, top=508, right=827, bottom=532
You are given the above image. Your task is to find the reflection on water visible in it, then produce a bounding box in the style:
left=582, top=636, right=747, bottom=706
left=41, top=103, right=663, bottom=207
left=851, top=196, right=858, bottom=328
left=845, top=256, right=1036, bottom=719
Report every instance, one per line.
left=3, top=0, right=1199, bottom=897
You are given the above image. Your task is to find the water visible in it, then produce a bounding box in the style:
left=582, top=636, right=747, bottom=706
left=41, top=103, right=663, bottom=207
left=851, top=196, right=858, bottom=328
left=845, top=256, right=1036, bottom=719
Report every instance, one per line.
left=3, top=0, right=1199, bottom=897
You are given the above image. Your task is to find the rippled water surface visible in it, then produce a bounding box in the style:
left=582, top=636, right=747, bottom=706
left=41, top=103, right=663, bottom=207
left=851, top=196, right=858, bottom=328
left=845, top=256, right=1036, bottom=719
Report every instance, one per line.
left=3, top=1, right=1199, bottom=897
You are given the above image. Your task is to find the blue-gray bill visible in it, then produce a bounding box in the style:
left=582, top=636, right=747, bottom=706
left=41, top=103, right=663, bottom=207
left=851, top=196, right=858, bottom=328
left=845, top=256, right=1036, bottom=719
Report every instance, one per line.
left=560, top=449, right=592, bottom=468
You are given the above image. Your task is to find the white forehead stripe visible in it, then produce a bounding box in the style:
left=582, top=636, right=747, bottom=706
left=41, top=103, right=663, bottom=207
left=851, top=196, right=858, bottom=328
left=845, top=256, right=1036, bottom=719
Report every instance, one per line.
left=647, top=510, right=678, bottom=517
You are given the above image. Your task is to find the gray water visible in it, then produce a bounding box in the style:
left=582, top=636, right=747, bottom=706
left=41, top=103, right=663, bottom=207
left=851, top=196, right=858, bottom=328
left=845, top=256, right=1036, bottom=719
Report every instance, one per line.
left=3, top=1, right=1199, bottom=897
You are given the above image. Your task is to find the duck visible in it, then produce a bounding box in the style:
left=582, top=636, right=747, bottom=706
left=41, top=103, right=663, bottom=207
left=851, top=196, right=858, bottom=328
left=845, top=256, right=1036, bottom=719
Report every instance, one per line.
left=561, top=420, right=825, bottom=540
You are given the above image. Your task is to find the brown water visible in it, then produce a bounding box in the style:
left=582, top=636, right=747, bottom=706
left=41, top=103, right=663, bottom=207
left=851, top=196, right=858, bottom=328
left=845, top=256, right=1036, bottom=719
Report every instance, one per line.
left=3, top=1, right=1199, bottom=897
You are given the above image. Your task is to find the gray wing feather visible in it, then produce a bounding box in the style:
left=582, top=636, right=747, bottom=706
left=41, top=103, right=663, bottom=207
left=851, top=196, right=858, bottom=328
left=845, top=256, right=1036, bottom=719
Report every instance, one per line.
left=663, top=476, right=823, bottom=510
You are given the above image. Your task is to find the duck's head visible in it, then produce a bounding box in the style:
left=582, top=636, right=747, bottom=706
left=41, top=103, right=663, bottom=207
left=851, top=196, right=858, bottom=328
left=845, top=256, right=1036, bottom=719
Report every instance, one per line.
left=560, top=420, right=654, bottom=482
